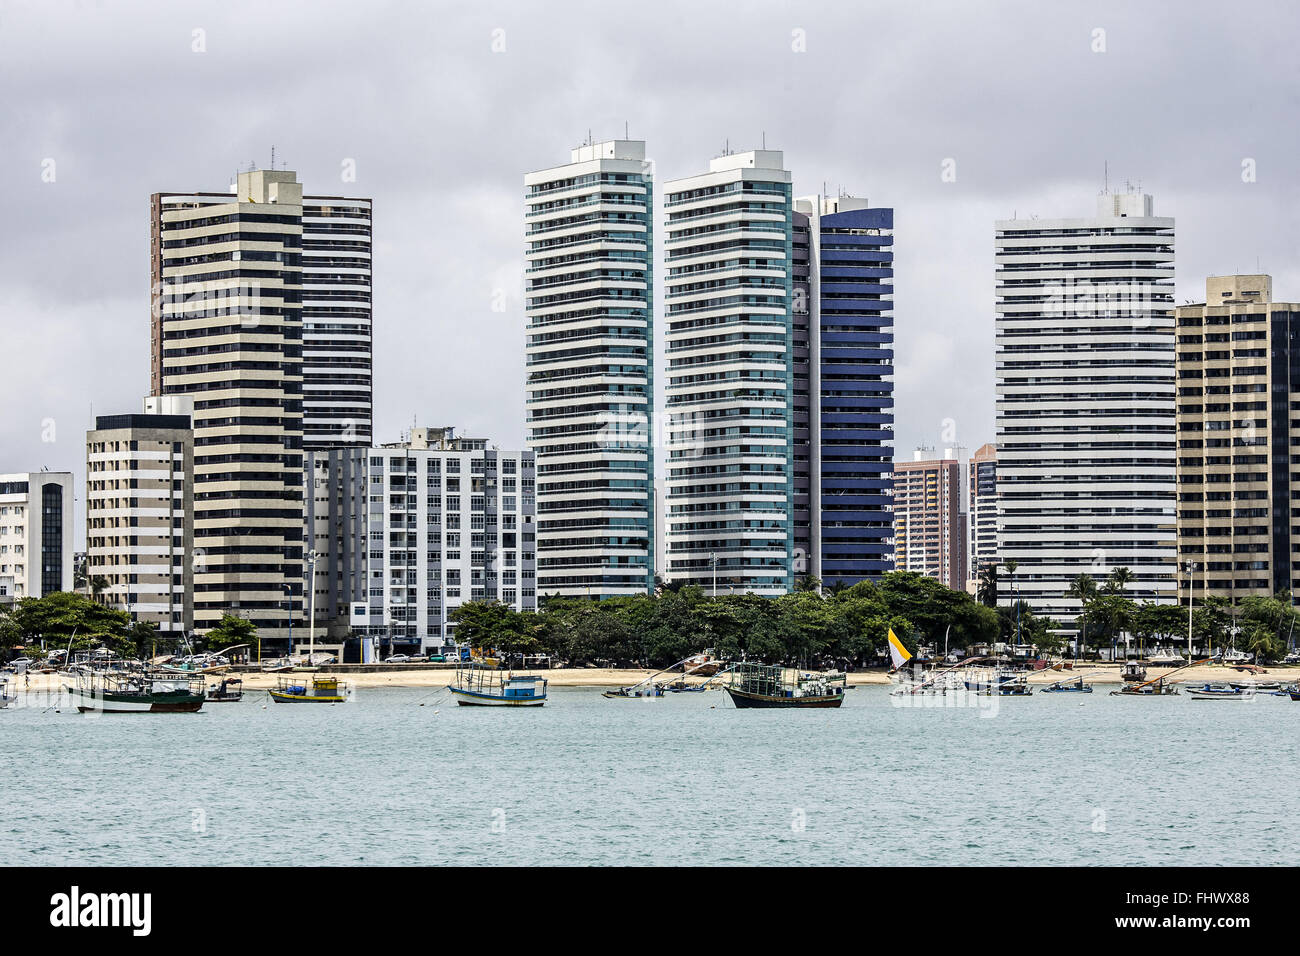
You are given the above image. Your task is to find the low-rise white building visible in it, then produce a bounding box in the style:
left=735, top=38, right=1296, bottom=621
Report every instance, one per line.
left=306, top=427, right=537, bottom=654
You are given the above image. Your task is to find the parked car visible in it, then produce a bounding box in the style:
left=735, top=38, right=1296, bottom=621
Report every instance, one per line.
left=408, top=655, right=429, bottom=663
left=384, top=654, right=411, bottom=664
left=427, top=655, right=446, bottom=663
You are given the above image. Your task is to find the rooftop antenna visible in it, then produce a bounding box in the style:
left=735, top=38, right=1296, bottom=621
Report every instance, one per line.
left=1103, top=160, right=1108, bottom=194
left=271, top=145, right=275, bottom=171
left=762, top=130, right=766, bottom=149
left=624, top=120, right=629, bottom=139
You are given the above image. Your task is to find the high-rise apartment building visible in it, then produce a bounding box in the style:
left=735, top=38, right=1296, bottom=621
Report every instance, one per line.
left=0, top=471, right=73, bottom=605
left=151, top=172, right=372, bottom=453
left=151, top=169, right=309, bottom=642
left=967, top=442, right=998, bottom=588
left=792, top=195, right=895, bottom=588
left=524, top=141, right=654, bottom=599
left=85, top=397, right=193, bottom=639
left=995, top=190, right=1176, bottom=624
left=306, top=427, right=536, bottom=653
left=1175, top=275, right=1300, bottom=600
left=300, top=196, right=373, bottom=449
left=893, top=451, right=965, bottom=588
left=663, top=150, right=794, bottom=595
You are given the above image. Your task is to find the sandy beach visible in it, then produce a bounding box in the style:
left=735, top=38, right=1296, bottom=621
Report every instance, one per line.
left=13, top=661, right=1296, bottom=693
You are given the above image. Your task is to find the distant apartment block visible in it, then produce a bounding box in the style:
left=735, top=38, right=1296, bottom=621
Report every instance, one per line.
left=1175, top=275, right=1300, bottom=600
left=85, top=396, right=193, bottom=639
left=893, top=450, right=965, bottom=589
left=306, top=427, right=537, bottom=652
left=995, top=190, right=1176, bottom=624
left=524, top=140, right=654, bottom=599
left=792, top=195, right=895, bottom=587
left=0, top=471, right=73, bottom=605
left=967, top=442, right=998, bottom=587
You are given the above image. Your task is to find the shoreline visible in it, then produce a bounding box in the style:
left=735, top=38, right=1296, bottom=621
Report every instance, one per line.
left=13, top=662, right=1294, bottom=692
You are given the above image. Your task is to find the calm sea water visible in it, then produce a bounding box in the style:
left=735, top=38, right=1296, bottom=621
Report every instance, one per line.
left=3, top=683, right=1297, bottom=866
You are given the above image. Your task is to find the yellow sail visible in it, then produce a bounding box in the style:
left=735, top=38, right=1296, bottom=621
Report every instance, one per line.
left=887, top=628, right=912, bottom=670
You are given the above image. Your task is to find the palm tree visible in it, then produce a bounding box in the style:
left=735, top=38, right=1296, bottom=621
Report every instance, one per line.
left=90, top=575, right=109, bottom=605
left=1104, top=567, right=1135, bottom=658
left=976, top=563, right=999, bottom=608
left=1067, top=573, right=1097, bottom=657
left=1106, top=566, right=1134, bottom=595
left=1003, top=560, right=1020, bottom=644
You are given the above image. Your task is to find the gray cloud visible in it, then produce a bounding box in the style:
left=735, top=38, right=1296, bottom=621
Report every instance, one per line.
left=2, top=0, right=1297, bottom=538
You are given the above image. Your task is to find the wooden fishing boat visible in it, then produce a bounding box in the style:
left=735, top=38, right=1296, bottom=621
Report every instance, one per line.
left=603, top=683, right=666, bottom=699
left=724, top=663, right=846, bottom=709
left=449, top=661, right=546, bottom=707
left=1186, top=683, right=1247, bottom=700
left=1111, top=677, right=1179, bottom=696
left=66, top=670, right=205, bottom=713
left=268, top=675, right=351, bottom=704
left=1113, top=657, right=1211, bottom=697
left=1231, top=680, right=1279, bottom=691
left=1121, top=662, right=1148, bottom=683
left=965, top=668, right=1032, bottom=696
left=205, top=677, right=244, bottom=702
left=1041, top=675, right=1093, bottom=694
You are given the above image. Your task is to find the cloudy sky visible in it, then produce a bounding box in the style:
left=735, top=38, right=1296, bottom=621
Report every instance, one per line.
left=2, top=0, right=1298, bottom=534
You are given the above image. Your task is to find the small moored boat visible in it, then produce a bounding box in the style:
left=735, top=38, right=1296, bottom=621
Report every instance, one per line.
left=268, top=675, right=351, bottom=704
left=205, top=677, right=244, bottom=702
left=66, top=670, right=205, bottom=713
left=1121, top=662, right=1148, bottom=683
left=449, top=661, right=547, bottom=707
left=1186, top=683, right=1247, bottom=700
left=1041, top=675, right=1093, bottom=694
left=724, top=662, right=846, bottom=709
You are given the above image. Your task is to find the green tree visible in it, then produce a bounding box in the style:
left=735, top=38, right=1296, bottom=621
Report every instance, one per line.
left=6, top=591, right=133, bottom=657
left=204, top=613, right=257, bottom=652
left=975, top=563, right=999, bottom=608
left=1192, top=596, right=1232, bottom=655
left=1105, top=566, right=1134, bottom=595
left=1067, top=573, right=1098, bottom=655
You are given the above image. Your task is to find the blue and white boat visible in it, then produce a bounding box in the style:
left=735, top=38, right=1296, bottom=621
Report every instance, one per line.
left=1186, top=683, right=1246, bottom=700
left=1040, top=675, right=1093, bottom=694
left=449, top=662, right=547, bottom=707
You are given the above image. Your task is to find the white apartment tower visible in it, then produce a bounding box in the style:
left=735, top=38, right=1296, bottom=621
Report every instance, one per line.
left=663, top=150, right=794, bottom=594
left=994, top=190, right=1177, bottom=623
left=0, top=471, right=73, bottom=605
left=524, top=141, right=654, bottom=599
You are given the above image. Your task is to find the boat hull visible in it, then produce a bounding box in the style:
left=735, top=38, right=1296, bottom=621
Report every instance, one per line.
left=68, top=688, right=204, bottom=714
left=268, top=691, right=347, bottom=703
left=450, top=686, right=545, bottom=706
left=725, top=687, right=843, bottom=709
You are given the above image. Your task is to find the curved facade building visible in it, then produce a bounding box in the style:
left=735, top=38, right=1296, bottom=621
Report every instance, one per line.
left=524, top=141, right=654, bottom=598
